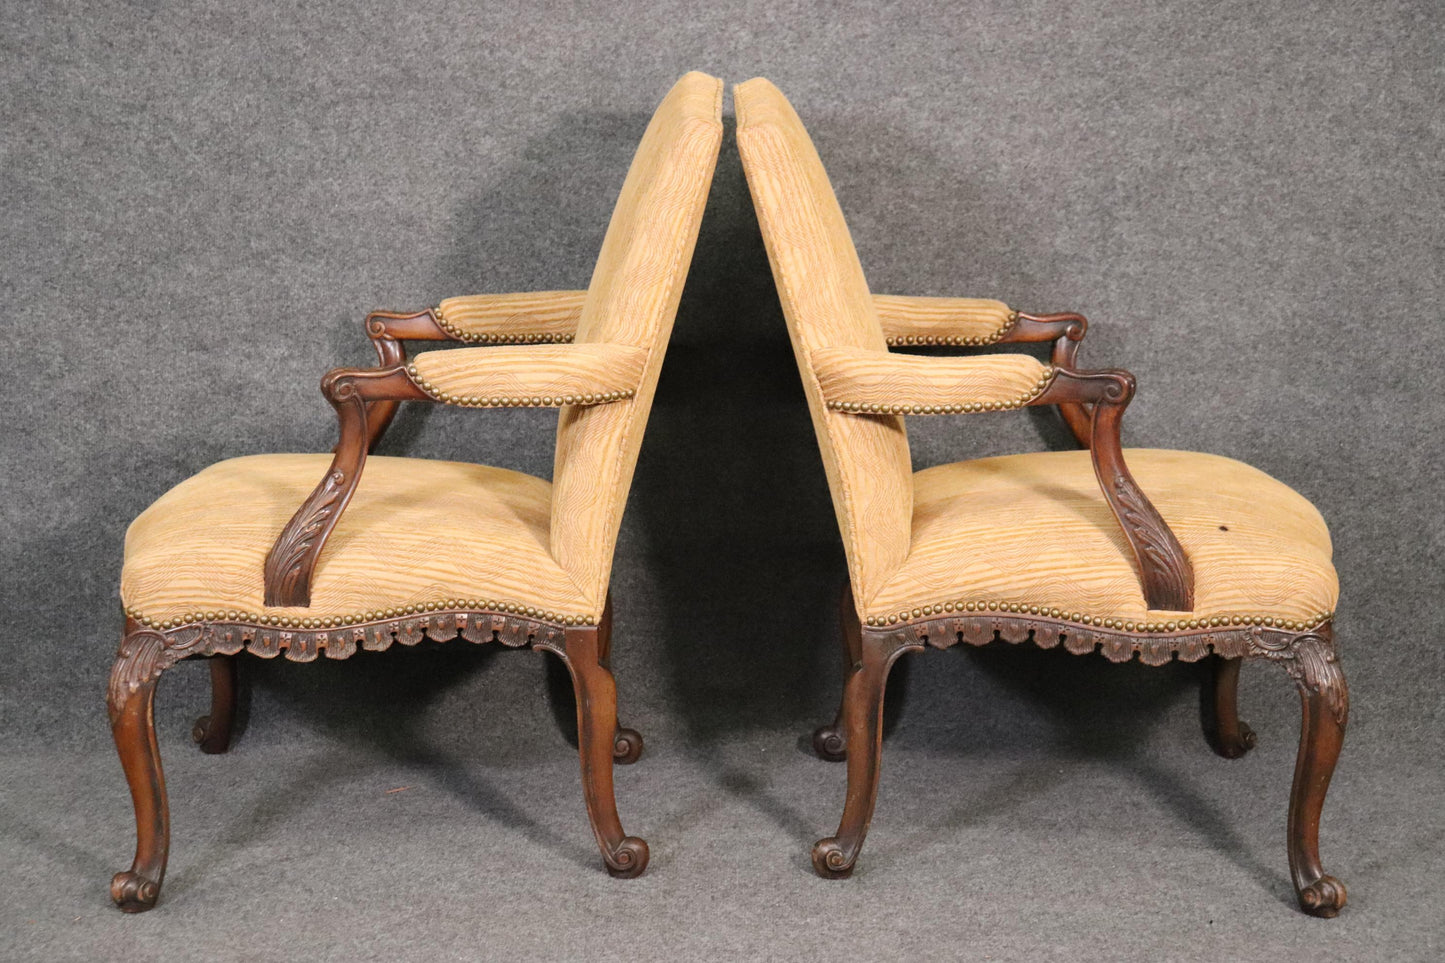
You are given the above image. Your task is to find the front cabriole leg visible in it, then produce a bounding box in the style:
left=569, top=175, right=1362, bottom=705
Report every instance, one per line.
left=1257, top=626, right=1349, bottom=917
left=108, top=622, right=203, bottom=912
left=812, top=628, right=922, bottom=878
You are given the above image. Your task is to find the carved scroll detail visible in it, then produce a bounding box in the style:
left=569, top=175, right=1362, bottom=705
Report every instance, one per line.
left=874, top=611, right=1337, bottom=681
left=129, top=609, right=572, bottom=674
left=1249, top=628, right=1348, bottom=726
left=107, top=627, right=207, bottom=724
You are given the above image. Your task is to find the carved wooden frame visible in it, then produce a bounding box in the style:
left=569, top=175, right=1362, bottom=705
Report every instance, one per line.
left=808, top=347, right=1348, bottom=918
left=110, top=311, right=649, bottom=912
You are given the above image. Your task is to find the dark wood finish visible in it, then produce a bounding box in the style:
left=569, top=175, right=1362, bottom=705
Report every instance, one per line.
left=810, top=605, right=1350, bottom=916
left=191, top=655, right=237, bottom=754
left=594, top=598, right=644, bottom=765
left=549, top=624, right=650, bottom=877
left=109, top=597, right=647, bottom=911
left=1201, top=655, right=1256, bottom=758
left=362, top=309, right=451, bottom=449
left=262, top=364, right=428, bottom=607
left=812, top=628, right=922, bottom=878
left=812, top=584, right=860, bottom=762
left=1028, top=366, right=1194, bottom=612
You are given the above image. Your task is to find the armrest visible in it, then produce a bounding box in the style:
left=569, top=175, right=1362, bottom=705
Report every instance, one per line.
left=364, top=291, right=588, bottom=348
left=873, top=296, right=1088, bottom=348
left=435, top=290, right=587, bottom=343
left=815, top=346, right=1194, bottom=612
left=813, top=347, right=1054, bottom=414
left=263, top=343, right=643, bottom=607
left=406, top=343, right=647, bottom=407
left=360, top=292, right=591, bottom=448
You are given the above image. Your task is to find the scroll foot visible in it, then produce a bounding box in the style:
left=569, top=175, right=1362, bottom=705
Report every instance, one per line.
left=612, top=727, right=644, bottom=765
left=110, top=871, right=161, bottom=913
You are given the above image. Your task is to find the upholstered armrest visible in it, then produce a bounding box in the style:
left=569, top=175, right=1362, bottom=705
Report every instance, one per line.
left=264, top=344, right=643, bottom=608
left=816, top=346, right=1194, bottom=612
left=434, top=290, right=588, bottom=343
left=406, top=344, right=646, bottom=407
left=874, top=296, right=1017, bottom=346
left=812, top=347, right=1054, bottom=415
left=365, top=291, right=587, bottom=347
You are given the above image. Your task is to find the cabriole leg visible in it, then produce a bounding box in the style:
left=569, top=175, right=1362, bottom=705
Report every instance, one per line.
left=562, top=626, right=648, bottom=878
left=812, top=631, right=918, bottom=879
left=1201, top=655, right=1256, bottom=758
left=594, top=596, right=642, bottom=765
left=1280, top=635, right=1350, bottom=917
left=192, top=655, right=237, bottom=754
left=812, top=585, right=863, bottom=761
left=108, top=633, right=172, bottom=912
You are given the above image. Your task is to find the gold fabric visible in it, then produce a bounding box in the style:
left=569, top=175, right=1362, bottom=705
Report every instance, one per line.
left=737, top=77, right=1337, bottom=630
left=122, top=73, right=724, bottom=625
left=873, top=295, right=1014, bottom=343
left=735, top=78, right=913, bottom=606
left=409, top=344, right=647, bottom=404
left=812, top=347, right=1052, bottom=411
left=435, top=290, right=587, bottom=341
left=869, top=449, right=1338, bottom=625
left=549, top=72, right=724, bottom=605
left=123, top=454, right=594, bottom=623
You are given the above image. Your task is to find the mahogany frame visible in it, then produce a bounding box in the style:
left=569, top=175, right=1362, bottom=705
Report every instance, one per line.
left=108, top=311, right=647, bottom=912
left=808, top=321, right=1348, bottom=918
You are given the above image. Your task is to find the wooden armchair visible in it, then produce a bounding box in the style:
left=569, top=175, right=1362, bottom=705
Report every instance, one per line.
left=735, top=78, right=1347, bottom=917
left=107, top=72, right=724, bottom=911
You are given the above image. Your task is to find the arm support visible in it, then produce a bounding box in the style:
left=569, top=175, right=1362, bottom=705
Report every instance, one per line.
left=815, top=348, right=1194, bottom=611
left=263, top=344, right=643, bottom=608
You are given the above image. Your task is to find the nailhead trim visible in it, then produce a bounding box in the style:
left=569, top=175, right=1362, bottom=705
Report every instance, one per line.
left=432, top=307, right=575, bottom=345
left=406, top=363, right=635, bottom=408
left=125, top=601, right=599, bottom=630
left=864, top=601, right=1333, bottom=633
left=885, top=310, right=1019, bottom=347
left=827, top=365, right=1054, bottom=415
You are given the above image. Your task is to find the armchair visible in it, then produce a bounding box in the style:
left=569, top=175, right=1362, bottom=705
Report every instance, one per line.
left=107, top=71, right=724, bottom=911
left=736, top=77, right=1347, bottom=917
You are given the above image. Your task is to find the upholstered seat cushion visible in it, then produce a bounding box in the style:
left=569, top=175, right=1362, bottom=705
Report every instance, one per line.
left=866, top=449, right=1338, bottom=627
left=121, top=454, right=596, bottom=626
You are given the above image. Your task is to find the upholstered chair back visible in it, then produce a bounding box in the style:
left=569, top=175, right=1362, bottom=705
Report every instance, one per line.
left=549, top=72, right=724, bottom=609
left=734, top=78, right=913, bottom=607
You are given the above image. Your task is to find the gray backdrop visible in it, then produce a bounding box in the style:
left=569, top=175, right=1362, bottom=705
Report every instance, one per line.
left=3, top=1, right=1442, bottom=960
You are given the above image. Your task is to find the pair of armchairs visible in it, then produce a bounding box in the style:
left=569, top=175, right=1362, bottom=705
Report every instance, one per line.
left=107, top=72, right=1348, bottom=918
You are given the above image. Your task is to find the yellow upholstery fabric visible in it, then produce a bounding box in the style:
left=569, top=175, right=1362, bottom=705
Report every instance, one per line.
left=812, top=347, right=1053, bottom=412
left=735, top=78, right=914, bottom=606
left=122, top=454, right=594, bottom=624
left=549, top=72, right=724, bottom=606
left=737, top=77, right=1337, bottom=631
left=121, top=73, right=723, bottom=626
left=409, top=343, right=647, bottom=405
left=869, top=449, right=1338, bottom=625
left=873, top=295, right=1014, bottom=344
left=435, top=290, right=587, bottom=342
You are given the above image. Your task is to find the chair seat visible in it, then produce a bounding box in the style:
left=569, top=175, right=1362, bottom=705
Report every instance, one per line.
left=121, top=454, right=596, bottom=627
left=866, top=448, right=1338, bottom=628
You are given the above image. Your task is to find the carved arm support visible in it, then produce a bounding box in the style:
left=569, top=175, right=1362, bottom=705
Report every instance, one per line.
left=813, top=349, right=1193, bottom=611
left=263, top=342, right=644, bottom=608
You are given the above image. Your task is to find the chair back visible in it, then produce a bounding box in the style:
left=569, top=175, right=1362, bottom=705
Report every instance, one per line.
left=735, top=78, right=913, bottom=607
left=549, top=72, right=724, bottom=609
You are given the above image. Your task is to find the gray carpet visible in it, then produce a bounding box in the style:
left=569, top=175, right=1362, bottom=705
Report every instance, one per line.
left=2, top=1, right=1442, bottom=959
